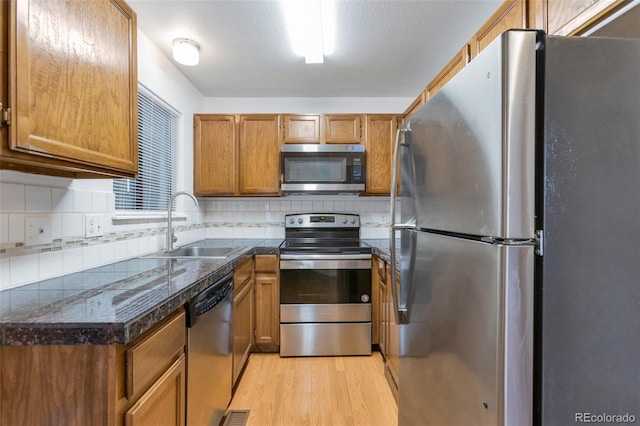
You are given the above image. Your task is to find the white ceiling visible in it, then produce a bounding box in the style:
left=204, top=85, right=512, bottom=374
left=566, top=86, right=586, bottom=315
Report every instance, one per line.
left=128, top=0, right=504, bottom=98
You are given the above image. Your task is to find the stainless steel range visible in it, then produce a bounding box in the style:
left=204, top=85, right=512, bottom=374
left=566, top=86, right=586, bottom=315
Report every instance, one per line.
left=279, top=213, right=372, bottom=357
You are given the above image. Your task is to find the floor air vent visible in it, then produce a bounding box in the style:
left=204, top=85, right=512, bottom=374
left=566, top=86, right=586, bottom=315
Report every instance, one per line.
left=221, top=410, right=250, bottom=426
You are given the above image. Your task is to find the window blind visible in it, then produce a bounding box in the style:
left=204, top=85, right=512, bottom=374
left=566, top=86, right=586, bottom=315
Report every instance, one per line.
left=114, top=86, right=178, bottom=211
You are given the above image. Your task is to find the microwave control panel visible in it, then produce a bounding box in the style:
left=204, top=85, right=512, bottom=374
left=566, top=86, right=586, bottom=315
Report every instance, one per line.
left=350, top=158, right=364, bottom=183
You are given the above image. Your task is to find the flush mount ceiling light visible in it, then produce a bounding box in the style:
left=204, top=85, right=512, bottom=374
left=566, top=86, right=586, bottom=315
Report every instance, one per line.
left=172, top=38, right=200, bottom=66
left=281, top=0, right=335, bottom=64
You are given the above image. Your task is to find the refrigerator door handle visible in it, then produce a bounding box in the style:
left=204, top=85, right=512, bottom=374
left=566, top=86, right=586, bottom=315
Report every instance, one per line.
left=390, top=225, right=417, bottom=325
left=390, top=128, right=414, bottom=324
left=390, top=128, right=415, bottom=229
left=390, top=127, right=404, bottom=226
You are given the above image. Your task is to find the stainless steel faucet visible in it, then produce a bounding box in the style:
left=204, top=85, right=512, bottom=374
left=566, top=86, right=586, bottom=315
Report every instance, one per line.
left=166, top=191, right=199, bottom=252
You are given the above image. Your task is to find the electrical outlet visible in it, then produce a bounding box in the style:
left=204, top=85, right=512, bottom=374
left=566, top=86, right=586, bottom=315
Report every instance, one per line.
left=85, top=214, right=104, bottom=238
left=25, top=216, right=53, bottom=246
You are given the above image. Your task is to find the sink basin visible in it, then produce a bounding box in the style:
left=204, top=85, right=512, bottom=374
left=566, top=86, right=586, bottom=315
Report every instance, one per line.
left=170, top=247, right=235, bottom=257
left=145, top=246, right=240, bottom=259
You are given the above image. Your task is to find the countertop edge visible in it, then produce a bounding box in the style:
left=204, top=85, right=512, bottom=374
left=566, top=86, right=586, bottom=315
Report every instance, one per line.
left=2, top=241, right=384, bottom=346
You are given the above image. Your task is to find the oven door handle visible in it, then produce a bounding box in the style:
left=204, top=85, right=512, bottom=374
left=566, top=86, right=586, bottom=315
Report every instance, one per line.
left=280, top=259, right=371, bottom=270
left=280, top=254, right=372, bottom=261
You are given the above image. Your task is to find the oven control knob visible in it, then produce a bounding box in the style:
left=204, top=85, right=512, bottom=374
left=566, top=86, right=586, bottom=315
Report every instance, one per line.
left=288, top=218, right=294, bottom=224
left=297, top=218, right=303, bottom=224
left=342, top=218, right=348, bottom=224
left=350, top=218, right=357, bottom=224
left=361, top=294, right=370, bottom=303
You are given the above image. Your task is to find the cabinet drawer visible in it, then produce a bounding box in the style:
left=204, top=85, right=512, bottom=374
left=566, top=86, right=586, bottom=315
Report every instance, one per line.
left=234, top=259, right=254, bottom=293
left=126, top=310, right=186, bottom=399
left=255, top=254, right=278, bottom=272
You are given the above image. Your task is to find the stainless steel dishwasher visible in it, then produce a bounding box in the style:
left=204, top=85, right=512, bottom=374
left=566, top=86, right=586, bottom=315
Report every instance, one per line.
left=186, top=272, right=233, bottom=426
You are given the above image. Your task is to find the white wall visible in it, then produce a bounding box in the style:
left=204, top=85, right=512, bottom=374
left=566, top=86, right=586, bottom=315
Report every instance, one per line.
left=204, top=97, right=412, bottom=113
left=0, top=29, right=205, bottom=290
left=0, top=32, right=400, bottom=290
left=138, top=31, right=205, bottom=192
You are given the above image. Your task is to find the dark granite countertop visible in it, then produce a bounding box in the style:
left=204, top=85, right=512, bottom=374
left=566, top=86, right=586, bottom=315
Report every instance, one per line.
left=363, top=239, right=400, bottom=271
left=363, top=239, right=391, bottom=262
left=0, top=238, right=394, bottom=347
left=0, top=239, right=281, bottom=346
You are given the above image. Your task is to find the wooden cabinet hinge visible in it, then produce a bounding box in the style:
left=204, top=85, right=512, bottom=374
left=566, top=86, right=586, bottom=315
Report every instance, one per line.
left=1, top=103, right=11, bottom=127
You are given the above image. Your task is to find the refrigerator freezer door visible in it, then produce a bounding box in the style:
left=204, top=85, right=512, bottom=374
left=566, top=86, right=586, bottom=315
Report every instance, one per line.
left=540, top=35, right=640, bottom=424
left=398, top=230, right=533, bottom=426
left=400, top=31, right=537, bottom=240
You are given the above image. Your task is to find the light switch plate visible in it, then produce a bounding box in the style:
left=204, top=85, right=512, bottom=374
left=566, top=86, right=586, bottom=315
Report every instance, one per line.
left=26, top=216, right=53, bottom=246
left=84, top=214, right=104, bottom=238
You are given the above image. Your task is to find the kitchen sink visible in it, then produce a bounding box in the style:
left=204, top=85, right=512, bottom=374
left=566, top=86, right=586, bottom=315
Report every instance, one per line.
left=145, top=246, right=242, bottom=259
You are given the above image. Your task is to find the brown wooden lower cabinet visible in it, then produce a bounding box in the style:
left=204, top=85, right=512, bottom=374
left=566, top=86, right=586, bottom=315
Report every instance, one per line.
left=371, top=256, right=380, bottom=345
left=372, top=255, right=389, bottom=347
left=233, top=259, right=255, bottom=386
left=373, top=254, right=398, bottom=400
left=125, top=354, right=186, bottom=426
left=254, top=254, right=280, bottom=351
left=0, top=309, right=186, bottom=426
left=379, top=278, right=388, bottom=358
left=384, top=265, right=400, bottom=402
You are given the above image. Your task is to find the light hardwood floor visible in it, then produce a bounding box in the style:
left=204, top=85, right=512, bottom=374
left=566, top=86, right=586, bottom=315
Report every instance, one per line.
left=227, top=352, right=398, bottom=426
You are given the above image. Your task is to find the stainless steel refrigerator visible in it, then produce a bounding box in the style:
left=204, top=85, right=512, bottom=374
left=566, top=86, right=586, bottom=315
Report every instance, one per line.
left=389, top=30, right=640, bottom=426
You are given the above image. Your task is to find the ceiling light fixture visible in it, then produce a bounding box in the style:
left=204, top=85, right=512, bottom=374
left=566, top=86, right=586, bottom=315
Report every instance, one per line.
left=172, top=38, right=200, bottom=66
left=282, top=0, right=335, bottom=64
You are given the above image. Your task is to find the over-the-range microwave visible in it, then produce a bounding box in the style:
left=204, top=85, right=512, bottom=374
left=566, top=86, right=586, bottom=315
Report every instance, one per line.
left=280, top=144, right=365, bottom=194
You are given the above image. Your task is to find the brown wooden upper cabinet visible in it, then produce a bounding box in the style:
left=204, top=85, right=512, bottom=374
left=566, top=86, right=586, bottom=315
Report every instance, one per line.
left=546, top=0, right=627, bottom=35
left=194, top=115, right=237, bottom=196
left=0, top=0, right=138, bottom=178
left=238, top=115, right=281, bottom=195
left=426, top=45, right=470, bottom=99
left=281, top=114, right=321, bottom=143
left=282, top=114, right=362, bottom=144
left=194, top=114, right=280, bottom=196
left=401, top=90, right=426, bottom=123
left=402, top=0, right=633, bottom=149
left=469, top=0, right=526, bottom=59
left=322, top=114, right=362, bottom=144
left=363, top=115, right=398, bottom=195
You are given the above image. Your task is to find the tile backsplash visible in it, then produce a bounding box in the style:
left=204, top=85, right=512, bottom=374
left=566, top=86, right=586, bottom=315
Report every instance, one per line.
left=0, top=181, right=201, bottom=290
left=0, top=181, right=393, bottom=290
left=202, top=198, right=391, bottom=240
